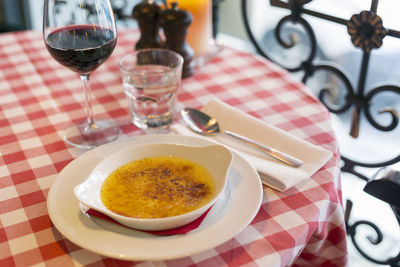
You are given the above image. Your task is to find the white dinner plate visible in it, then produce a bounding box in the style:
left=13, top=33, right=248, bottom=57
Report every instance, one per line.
left=47, top=134, right=263, bottom=261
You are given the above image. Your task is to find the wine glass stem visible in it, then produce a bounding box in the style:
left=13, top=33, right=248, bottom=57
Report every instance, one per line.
left=80, top=74, right=95, bottom=128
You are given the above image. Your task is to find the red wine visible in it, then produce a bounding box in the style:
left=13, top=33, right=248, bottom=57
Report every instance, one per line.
left=45, top=26, right=116, bottom=74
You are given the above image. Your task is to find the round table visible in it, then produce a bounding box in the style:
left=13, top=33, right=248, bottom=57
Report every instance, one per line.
left=0, top=29, right=347, bottom=266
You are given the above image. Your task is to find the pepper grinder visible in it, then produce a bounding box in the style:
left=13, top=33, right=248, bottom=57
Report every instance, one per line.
left=132, top=0, right=162, bottom=49
left=159, top=2, right=194, bottom=78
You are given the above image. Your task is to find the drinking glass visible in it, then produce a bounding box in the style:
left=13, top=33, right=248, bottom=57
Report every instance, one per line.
left=119, top=49, right=183, bottom=133
left=43, top=0, right=120, bottom=149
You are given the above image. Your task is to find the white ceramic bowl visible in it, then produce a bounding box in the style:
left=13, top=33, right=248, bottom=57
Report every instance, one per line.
left=73, top=143, right=233, bottom=231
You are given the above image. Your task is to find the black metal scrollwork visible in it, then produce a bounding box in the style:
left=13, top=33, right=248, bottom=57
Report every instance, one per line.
left=316, top=63, right=354, bottom=113
left=242, top=0, right=400, bottom=174
left=365, top=85, right=400, bottom=131
left=242, top=0, right=400, bottom=136
left=346, top=200, right=400, bottom=266
left=242, top=0, right=400, bottom=264
left=274, top=15, right=316, bottom=79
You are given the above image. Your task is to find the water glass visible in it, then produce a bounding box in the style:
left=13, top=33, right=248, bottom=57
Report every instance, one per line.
left=120, top=49, right=183, bottom=132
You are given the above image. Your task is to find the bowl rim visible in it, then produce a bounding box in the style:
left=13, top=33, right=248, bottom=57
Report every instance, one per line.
left=74, top=143, right=233, bottom=224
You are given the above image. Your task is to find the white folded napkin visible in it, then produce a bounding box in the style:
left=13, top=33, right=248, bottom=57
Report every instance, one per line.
left=171, top=98, right=333, bottom=191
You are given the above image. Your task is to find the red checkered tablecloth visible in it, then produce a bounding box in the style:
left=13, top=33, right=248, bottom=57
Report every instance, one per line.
left=0, top=29, right=347, bottom=266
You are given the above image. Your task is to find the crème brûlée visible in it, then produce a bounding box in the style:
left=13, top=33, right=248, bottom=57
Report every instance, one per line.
left=100, top=156, right=215, bottom=219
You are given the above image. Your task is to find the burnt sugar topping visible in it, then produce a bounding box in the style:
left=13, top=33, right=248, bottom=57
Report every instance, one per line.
left=100, top=156, right=215, bottom=218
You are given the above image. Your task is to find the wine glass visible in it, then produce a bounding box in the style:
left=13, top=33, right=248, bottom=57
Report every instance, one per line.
left=43, top=0, right=120, bottom=149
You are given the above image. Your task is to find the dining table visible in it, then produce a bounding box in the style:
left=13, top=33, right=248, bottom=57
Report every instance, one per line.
left=0, top=29, right=348, bottom=266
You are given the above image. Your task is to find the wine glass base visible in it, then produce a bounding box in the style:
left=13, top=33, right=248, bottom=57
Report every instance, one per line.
left=63, top=119, right=121, bottom=149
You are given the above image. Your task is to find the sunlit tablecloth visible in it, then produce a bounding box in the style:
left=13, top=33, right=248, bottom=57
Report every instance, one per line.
left=0, top=29, right=347, bottom=266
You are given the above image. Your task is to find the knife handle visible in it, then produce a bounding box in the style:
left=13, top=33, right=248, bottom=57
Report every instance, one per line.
left=223, top=130, right=303, bottom=168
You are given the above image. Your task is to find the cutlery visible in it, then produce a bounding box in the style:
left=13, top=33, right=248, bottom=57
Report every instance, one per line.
left=180, top=107, right=303, bottom=168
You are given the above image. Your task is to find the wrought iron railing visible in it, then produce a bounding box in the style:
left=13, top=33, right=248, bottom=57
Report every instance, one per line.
left=241, top=0, right=399, bottom=265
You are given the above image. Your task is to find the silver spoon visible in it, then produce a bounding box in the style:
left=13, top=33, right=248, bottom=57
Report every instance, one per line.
left=181, top=107, right=303, bottom=168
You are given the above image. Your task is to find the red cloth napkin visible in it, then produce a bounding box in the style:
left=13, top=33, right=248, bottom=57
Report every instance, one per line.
left=86, top=208, right=211, bottom=235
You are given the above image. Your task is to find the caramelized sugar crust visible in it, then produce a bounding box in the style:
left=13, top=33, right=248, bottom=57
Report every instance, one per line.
left=101, top=156, right=215, bottom=218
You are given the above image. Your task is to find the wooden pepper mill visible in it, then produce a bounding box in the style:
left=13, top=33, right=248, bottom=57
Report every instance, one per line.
left=159, top=2, right=194, bottom=78
left=132, top=0, right=163, bottom=49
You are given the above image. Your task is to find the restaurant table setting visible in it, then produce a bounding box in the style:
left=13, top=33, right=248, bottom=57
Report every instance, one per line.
left=0, top=2, right=348, bottom=265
